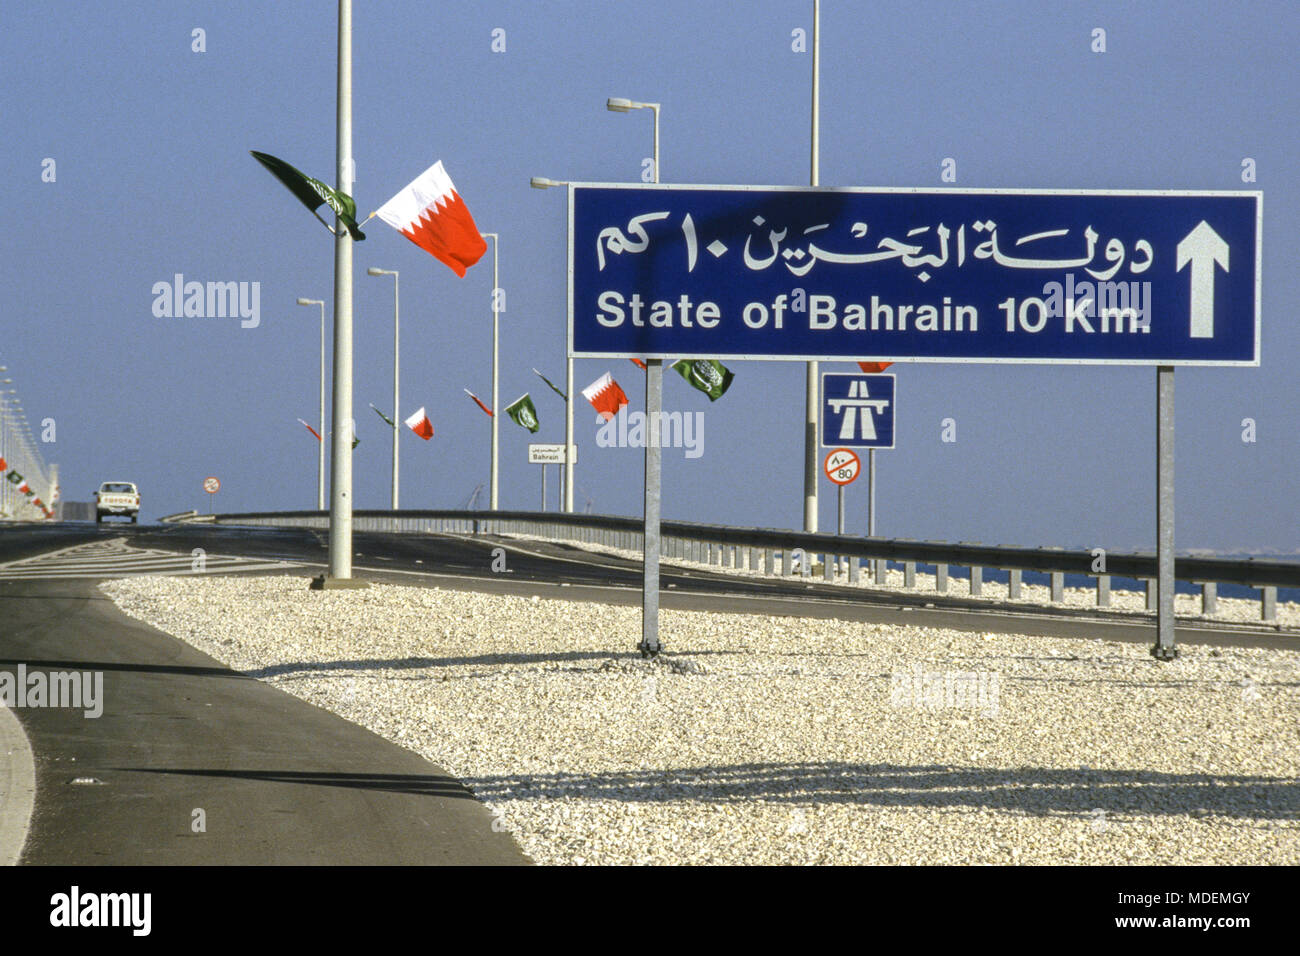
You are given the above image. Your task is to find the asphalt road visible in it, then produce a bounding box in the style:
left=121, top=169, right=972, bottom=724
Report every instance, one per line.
left=0, top=524, right=527, bottom=865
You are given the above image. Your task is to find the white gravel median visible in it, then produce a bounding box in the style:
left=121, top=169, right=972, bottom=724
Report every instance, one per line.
left=101, top=574, right=1299, bottom=865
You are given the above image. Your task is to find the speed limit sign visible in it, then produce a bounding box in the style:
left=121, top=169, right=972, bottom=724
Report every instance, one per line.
left=823, top=448, right=860, bottom=485
left=203, top=476, right=221, bottom=494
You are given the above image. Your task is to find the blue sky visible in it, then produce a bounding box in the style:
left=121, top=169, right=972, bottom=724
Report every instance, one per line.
left=4, top=0, right=1297, bottom=552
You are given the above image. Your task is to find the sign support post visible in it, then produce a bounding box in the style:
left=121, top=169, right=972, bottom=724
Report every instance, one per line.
left=868, top=448, right=876, bottom=537
left=1154, top=366, right=1177, bottom=659
left=640, top=360, right=663, bottom=657
left=541, top=464, right=547, bottom=512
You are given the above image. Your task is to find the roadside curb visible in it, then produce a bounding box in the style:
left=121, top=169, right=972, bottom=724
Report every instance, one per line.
left=0, top=705, right=36, bottom=865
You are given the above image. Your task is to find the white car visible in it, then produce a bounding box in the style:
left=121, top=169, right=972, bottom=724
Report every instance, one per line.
left=95, top=481, right=140, bottom=524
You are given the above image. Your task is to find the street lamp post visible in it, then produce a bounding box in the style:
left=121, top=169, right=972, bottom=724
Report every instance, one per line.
left=480, top=233, right=500, bottom=510
left=0, top=381, right=9, bottom=517
left=529, top=177, right=575, bottom=512
left=0, top=370, right=8, bottom=517
left=317, top=0, right=362, bottom=586
left=804, top=0, right=821, bottom=535
left=607, top=95, right=663, bottom=657
left=365, top=269, right=400, bottom=509
left=296, top=298, right=327, bottom=510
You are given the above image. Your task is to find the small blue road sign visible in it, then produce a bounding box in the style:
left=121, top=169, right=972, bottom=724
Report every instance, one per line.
left=822, top=373, right=895, bottom=448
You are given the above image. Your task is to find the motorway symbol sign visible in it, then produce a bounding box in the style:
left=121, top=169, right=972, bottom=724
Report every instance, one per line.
left=203, top=477, right=220, bottom=494
left=824, top=448, right=861, bottom=485
left=823, top=373, right=896, bottom=448
left=569, top=184, right=1260, bottom=365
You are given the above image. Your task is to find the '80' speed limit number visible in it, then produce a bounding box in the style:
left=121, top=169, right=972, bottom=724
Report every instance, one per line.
left=824, top=448, right=860, bottom=486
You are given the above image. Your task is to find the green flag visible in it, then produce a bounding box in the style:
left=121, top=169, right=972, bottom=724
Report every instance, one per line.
left=369, top=403, right=396, bottom=428
left=532, top=368, right=567, bottom=401
left=671, top=358, right=734, bottom=401
left=328, top=430, right=361, bottom=449
left=505, top=394, right=540, bottom=433
left=5, top=471, right=22, bottom=485
left=250, top=150, right=366, bottom=240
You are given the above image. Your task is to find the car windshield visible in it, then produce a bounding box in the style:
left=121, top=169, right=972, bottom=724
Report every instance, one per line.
left=102, top=483, right=134, bottom=493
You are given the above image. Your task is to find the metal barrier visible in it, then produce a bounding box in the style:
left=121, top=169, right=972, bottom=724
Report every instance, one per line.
left=173, top=509, right=1299, bottom=623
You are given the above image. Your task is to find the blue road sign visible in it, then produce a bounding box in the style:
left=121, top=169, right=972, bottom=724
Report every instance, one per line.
left=568, top=184, right=1260, bottom=365
left=822, top=373, right=895, bottom=449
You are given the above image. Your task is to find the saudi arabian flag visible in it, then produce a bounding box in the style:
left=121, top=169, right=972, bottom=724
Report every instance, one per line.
left=532, top=368, right=567, bottom=402
left=250, top=151, right=366, bottom=240
left=5, top=471, right=22, bottom=485
left=671, top=358, right=734, bottom=401
left=370, top=403, right=397, bottom=428
left=505, top=394, right=540, bottom=433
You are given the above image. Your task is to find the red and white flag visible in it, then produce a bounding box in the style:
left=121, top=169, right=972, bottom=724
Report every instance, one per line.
left=0, top=456, right=7, bottom=471
left=857, top=361, right=893, bottom=373
left=404, top=406, right=434, bottom=440
left=629, top=358, right=647, bottom=370
left=581, top=372, right=629, bottom=422
left=296, top=418, right=322, bottom=441
left=374, top=161, right=487, bottom=277
left=463, top=389, right=493, bottom=417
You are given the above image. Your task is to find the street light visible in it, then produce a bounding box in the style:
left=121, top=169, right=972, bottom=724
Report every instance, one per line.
left=366, top=269, right=400, bottom=510
left=529, top=176, right=574, bottom=511
left=296, top=297, right=326, bottom=510
left=608, top=94, right=663, bottom=657
left=478, top=234, right=501, bottom=510
left=805, top=0, right=821, bottom=535
left=0, top=379, right=9, bottom=516
left=606, top=98, right=660, bottom=182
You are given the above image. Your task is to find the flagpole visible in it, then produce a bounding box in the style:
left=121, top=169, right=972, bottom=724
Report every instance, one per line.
left=318, top=300, right=326, bottom=510
left=367, top=268, right=400, bottom=508
left=392, top=271, right=400, bottom=509
left=483, top=232, right=500, bottom=511
left=316, top=0, right=362, bottom=589
left=565, top=357, right=574, bottom=513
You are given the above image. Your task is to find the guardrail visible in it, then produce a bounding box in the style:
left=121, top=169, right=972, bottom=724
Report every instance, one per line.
left=173, top=508, right=1300, bottom=623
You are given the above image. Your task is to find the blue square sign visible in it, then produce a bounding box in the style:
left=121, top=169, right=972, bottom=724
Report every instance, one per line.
left=822, top=373, right=896, bottom=449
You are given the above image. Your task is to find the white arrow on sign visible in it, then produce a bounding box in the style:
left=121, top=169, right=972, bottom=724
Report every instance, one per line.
left=1176, top=220, right=1229, bottom=339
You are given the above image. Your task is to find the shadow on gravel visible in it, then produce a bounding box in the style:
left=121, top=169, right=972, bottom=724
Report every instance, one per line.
left=460, top=761, right=1300, bottom=821
left=243, top=649, right=737, bottom=679
left=111, top=767, right=479, bottom=799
